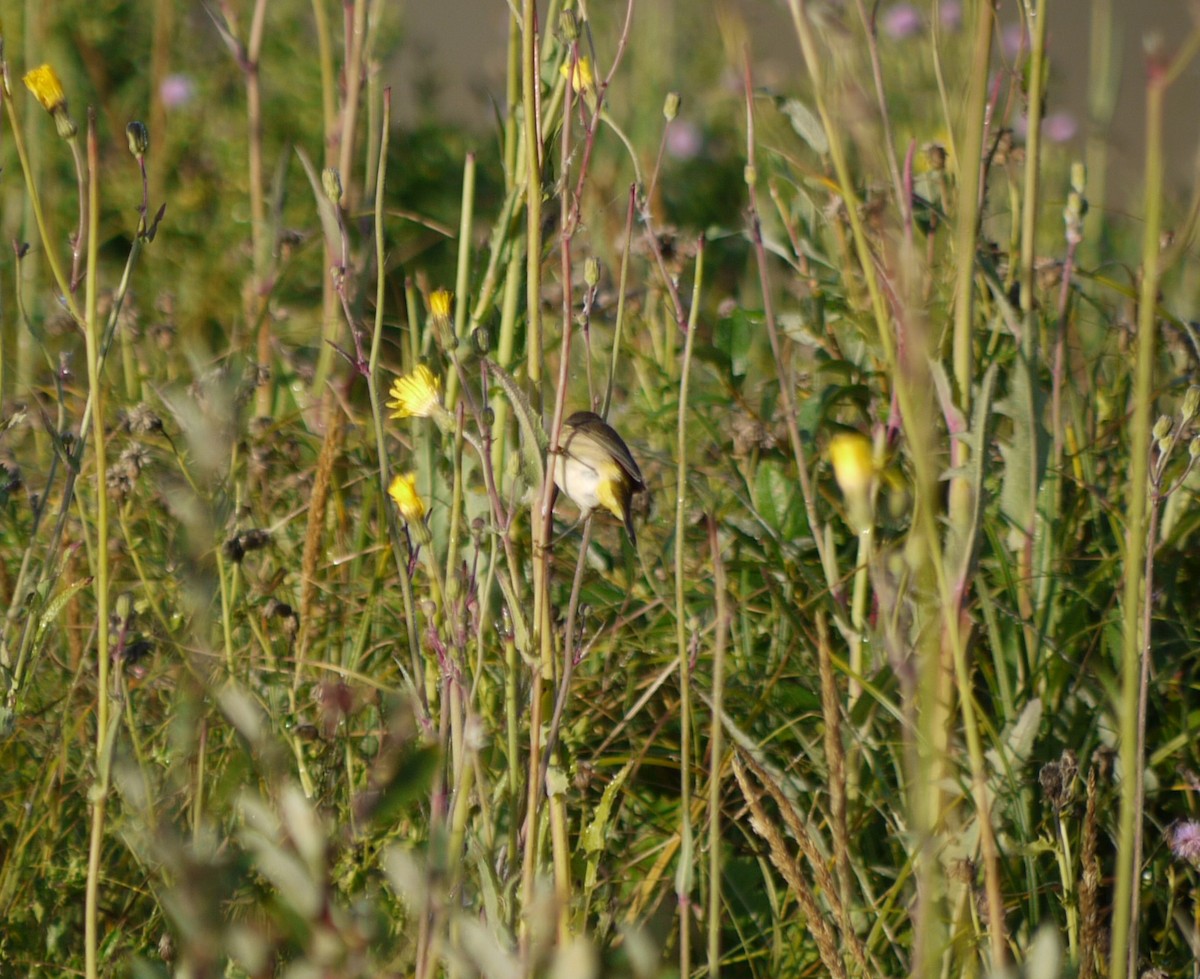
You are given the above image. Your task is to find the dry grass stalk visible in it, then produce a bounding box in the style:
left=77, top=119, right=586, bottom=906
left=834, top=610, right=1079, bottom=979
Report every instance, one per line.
left=297, top=389, right=344, bottom=658
left=816, top=612, right=853, bottom=926
left=1078, top=760, right=1103, bottom=979
left=732, top=752, right=846, bottom=979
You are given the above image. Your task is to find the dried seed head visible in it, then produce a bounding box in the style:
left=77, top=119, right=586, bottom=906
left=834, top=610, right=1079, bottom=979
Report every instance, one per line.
left=1038, top=749, right=1078, bottom=813
left=123, top=403, right=163, bottom=436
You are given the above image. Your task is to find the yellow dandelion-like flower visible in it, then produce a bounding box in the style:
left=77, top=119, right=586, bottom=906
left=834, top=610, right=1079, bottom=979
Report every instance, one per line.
left=429, top=288, right=452, bottom=320
left=24, top=64, right=76, bottom=139
left=24, top=64, right=66, bottom=113
left=829, top=432, right=877, bottom=532
left=388, top=365, right=442, bottom=420
left=829, top=432, right=875, bottom=497
left=388, top=473, right=426, bottom=522
left=560, top=56, right=594, bottom=95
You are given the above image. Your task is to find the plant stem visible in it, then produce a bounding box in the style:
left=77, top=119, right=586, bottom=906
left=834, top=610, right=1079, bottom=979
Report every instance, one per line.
left=675, top=239, right=704, bottom=976
left=1109, top=50, right=1164, bottom=979
left=81, top=110, right=109, bottom=979
left=706, top=514, right=730, bottom=978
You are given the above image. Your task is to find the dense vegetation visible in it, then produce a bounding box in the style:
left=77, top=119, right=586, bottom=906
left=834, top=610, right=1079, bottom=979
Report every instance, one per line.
left=2, top=1, right=1200, bottom=977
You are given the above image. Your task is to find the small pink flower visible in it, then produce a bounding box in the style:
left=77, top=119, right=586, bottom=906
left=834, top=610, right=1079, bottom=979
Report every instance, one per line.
left=1170, top=821, right=1200, bottom=866
left=1002, top=24, right=1026, bottom=59
left=939, top=1, right=962, bottom=30
left=1043, top=112, right=1078, bottom=143
left=667, top=120, right=703, bottom=161
left=882, top=4, right=922, bottom=40
left=160, top=74, right=196, bottom=109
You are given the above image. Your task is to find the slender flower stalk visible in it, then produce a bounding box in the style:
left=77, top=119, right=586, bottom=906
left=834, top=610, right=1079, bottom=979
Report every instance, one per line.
left=675, top=239, right=704, bottom=975
left=80, top=108, right=110, bottom=979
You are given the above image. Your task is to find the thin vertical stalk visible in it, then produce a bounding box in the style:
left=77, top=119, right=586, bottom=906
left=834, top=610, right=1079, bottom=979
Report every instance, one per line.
left=80, top=110, right=109, bottom=979
left=1017, top=0, right=1050, bottom=653
left=1017, top=0, right=1048, bottom=353
left=948, top=0, right=993, bottom=516
left=367, top=91, right=421, bottom=692
left=518, top=0, right=551, bottom=953
left=245, top=0, right=271, bottom=417
left=706, top=514, right=730, bottom=979
left=674, top=240, right=704, bottom=976
left=522, top=0, right=543, bottom=402
left=445, top=154, right=476, bottom=409
left=1082, top=0, right=1116, bottom=266
left=310, top=0, right=338, bottom=164
left=1109, top=33, right=1200, bottom=978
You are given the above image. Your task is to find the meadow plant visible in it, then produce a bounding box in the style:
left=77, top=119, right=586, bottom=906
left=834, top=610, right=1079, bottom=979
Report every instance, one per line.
left=4, top=2, right=1200, bottom=978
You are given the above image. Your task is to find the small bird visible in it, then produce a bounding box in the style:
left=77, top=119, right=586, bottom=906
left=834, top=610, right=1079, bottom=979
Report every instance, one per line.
left=553, top=410, right=646, bottom=544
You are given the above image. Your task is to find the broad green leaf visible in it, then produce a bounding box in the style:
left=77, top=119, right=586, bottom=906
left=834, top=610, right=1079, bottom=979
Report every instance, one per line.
left=486, top=360, right=546, bottom=488
left=715, top=309, right=757, bottom=379
left=753, top=459, right=807, bottom=539
left=995, top=353, right=1047, bottom=551
left=780, top=98, right=829, bottom=156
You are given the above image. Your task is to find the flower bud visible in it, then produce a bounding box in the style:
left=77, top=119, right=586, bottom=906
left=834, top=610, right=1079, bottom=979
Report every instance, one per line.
left=1191, top=437, right=1200, bottom=461
left=322, top=167, right=343, bottom=207
left=1153, top=415, right=1174, bottom=442
left=663, top=92, right=681, bottom=122
left=126, top=121, right=149, bottom=158
left=1183, top=385, right=1200, bottom=422
left=584, top=256, right=601, bottom=288
left=560, top=10, right=579, bottom=41
left=1070, top=161, right=1087, bottom=196
left=472, top=326, right=490, bottom=355
left=429, top=288, right=453, bottom=320
left=389, top=472, right=431, bottom=544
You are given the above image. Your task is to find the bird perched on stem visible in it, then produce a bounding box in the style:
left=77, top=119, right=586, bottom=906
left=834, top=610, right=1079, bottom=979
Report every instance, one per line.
left=553, top=411, right=645, bottom=544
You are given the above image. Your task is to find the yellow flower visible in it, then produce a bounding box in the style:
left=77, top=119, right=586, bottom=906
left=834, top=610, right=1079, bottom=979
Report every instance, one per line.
left=429, top=288, right=452, bottom=320
left=829, top=433, right=875, bottom=497
left=24, top=64, right=76, bottom=139
left=24, top=64, right=66, bottom=113
left=560, top=56, right=594, bottom=95
left=388, top=365, right=441, bottom=420
left=388, top=473, right=427, bottom=524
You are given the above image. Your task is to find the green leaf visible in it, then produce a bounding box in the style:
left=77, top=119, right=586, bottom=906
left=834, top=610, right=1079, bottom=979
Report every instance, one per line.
left=486, top=360, right=547, bottom=488
left=995, top=353, right=1047, bottom=551
left=715, top=309, right=757, bottom=379
left=779, top=98, right=829, bottom=156
left=358, top=744, right=440, bottom=827
left=753, top=459, right=807, bottom=539
left=35, top=576, right=93, bottom=648
left=295, top=147, right=342, bottom=259
left=583, top=761, right=632, bottom=855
